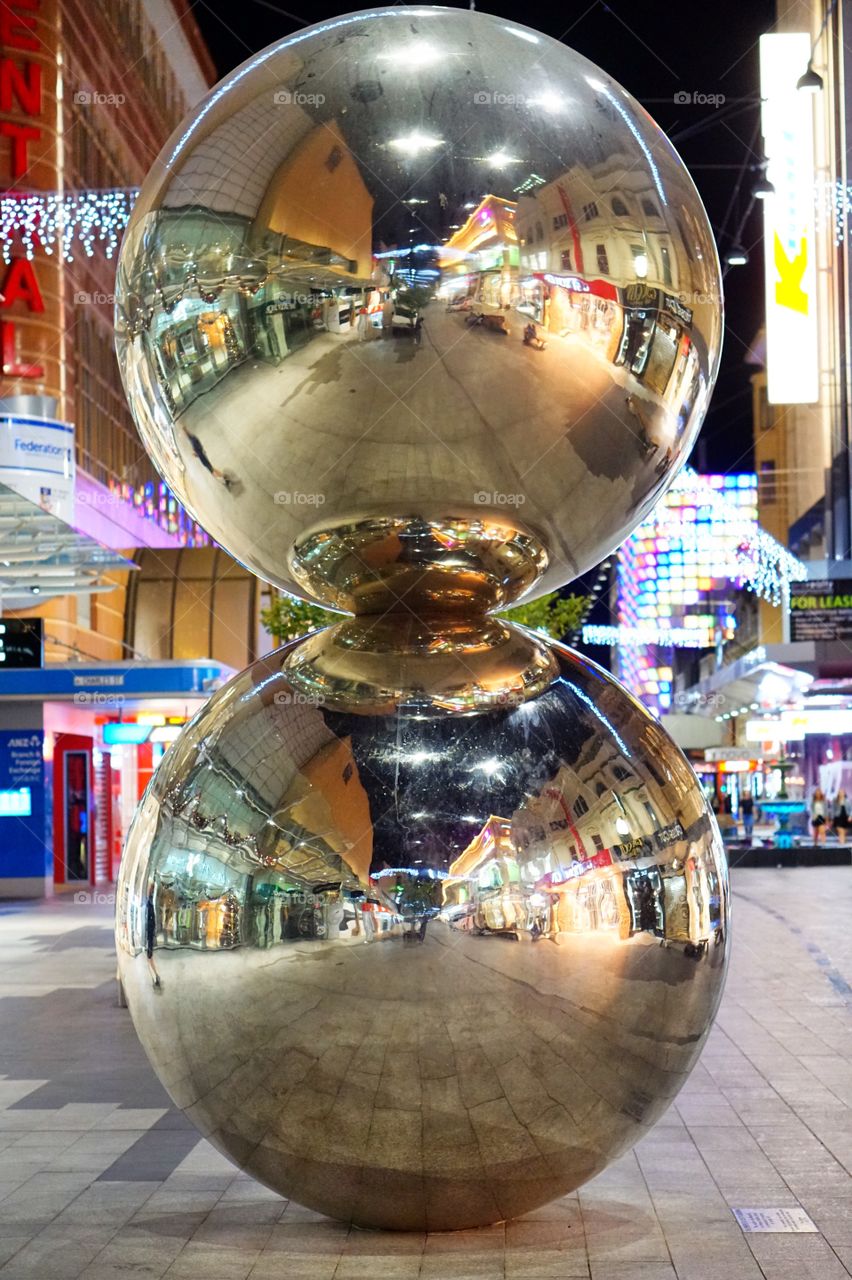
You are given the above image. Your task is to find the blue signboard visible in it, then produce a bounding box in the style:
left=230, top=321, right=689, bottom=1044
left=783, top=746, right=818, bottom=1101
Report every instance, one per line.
left=0, top=660, right=231, bottom=700
left=0, top=730, right=47, bottom=880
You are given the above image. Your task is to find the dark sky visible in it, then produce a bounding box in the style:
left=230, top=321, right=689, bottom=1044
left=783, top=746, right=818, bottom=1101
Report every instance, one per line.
left=191, top=0, right=776, bottom=474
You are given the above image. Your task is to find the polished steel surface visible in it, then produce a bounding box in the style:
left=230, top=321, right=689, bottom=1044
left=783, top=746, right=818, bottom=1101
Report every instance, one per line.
left=115, top=5, right=722, bottom=611
left=116, top=625, right=729, bottom=1231
left=116, top=5, right=728, bottom=1231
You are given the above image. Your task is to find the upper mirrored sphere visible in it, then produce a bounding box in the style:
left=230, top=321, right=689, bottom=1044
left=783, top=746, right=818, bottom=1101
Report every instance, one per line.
left=115, top=6, right=722, bottom=612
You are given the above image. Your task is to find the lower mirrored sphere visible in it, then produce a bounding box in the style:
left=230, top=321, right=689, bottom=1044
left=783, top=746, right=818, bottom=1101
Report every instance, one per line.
left=116, top=628, right=729, bottom=1231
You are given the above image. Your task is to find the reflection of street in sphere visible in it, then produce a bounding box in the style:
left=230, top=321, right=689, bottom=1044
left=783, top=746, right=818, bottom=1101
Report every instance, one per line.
left=116, top=627, right=729, bottom=1231
left=115, top=6, right=722, bottom=614
left=114, top=4, right=726, bottom=1234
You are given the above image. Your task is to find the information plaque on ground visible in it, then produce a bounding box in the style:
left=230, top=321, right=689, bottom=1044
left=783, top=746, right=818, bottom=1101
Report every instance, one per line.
left=789, top=579, right=852, bottom=642
left=733, top=1207, right=818, bottom=1233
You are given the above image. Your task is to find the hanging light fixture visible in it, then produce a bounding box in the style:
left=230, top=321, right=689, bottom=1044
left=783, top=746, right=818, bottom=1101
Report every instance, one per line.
left=725, top=244, right=749, bottom=267
left=796, top=62, right=824, bottom=92
left=752, top=164, right=775, bottom=200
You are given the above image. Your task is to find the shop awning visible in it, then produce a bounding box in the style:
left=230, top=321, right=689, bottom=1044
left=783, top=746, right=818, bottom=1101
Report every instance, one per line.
left=675, top=645, right=821, bottom=722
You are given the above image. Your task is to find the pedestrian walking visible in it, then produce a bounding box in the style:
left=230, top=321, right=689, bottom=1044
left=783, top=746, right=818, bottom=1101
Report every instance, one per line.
left=811, top=787, right=827, bottom=845
left=740, top=792, right=755, bottom=843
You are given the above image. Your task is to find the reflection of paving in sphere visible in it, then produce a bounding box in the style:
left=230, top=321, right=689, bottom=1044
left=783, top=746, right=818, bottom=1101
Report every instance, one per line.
left=116, top=629, right=729, bottom=1231
left=115, top=6, right=722, bottom=611
left=114, top=3, right=728, bottom=1232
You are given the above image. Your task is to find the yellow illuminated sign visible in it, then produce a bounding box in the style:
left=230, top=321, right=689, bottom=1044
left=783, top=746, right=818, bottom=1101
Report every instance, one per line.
left=760, top=33, right=818, bottom=404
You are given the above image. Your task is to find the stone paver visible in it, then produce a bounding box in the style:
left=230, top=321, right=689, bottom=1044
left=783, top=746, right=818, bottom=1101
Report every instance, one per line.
left=0, top=869, right=850, bottom=1278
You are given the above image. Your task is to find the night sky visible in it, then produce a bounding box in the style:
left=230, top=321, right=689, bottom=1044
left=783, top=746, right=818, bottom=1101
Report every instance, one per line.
left=191, top=0, right=776, bottom=475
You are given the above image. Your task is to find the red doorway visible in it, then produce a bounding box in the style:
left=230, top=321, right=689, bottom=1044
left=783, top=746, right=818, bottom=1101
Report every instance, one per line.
left=53, top=735, right=95, bottom=889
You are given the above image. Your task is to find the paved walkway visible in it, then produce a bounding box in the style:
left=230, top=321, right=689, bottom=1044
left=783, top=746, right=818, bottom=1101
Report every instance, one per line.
left=0, top=868, right=851, bottom=1279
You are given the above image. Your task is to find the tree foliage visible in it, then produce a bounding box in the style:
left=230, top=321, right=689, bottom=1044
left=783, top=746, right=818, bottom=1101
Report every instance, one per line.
left=261, top=593, right=337, bottom=646
left=262, top=589, right=590, bottom=647
left=498, top=591, right=590, bottom=641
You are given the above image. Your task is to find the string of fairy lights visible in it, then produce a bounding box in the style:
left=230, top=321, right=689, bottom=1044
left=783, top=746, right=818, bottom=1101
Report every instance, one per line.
left=0, top=179, right=849, bottom=265
left=675, top=467, right=806, bottom=607
left=0, top=194, right=807, bottom=656
left=0, top=189, right=139, bottom=264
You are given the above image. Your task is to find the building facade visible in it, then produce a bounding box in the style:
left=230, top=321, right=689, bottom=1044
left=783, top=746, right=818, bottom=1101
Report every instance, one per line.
left=0, top=0, right=252, bottom=897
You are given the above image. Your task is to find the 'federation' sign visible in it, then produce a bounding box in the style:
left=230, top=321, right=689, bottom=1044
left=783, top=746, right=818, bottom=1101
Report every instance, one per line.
left=760, top=33, right=819, bottom=405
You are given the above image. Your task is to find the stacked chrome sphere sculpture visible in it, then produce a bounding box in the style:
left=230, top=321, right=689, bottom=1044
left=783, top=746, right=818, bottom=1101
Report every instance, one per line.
left=115, top=6, right=728, bottom=1231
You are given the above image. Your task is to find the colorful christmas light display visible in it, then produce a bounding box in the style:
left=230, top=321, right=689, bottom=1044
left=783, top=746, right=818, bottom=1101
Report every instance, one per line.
left=0, top=189, right=139, bottom=264
left=107, top=479, right=209, bottom=547
left=603, top=470, right=805, bottom=714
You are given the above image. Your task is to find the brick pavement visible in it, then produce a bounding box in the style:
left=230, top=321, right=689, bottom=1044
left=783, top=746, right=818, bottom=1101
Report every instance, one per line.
left=0, top=868, right=850, bottom=1279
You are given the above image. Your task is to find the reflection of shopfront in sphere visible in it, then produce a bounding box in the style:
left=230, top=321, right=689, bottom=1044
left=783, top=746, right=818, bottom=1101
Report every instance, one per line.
left=541, top=272, right=622, bottom=360
left=625, top=866, right=664, bottom=936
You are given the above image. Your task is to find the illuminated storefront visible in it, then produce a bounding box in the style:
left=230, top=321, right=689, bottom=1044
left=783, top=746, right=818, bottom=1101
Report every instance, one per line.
left=0, top=659, right=231, bottom=897
left=439, top=195, right=520, bottom=305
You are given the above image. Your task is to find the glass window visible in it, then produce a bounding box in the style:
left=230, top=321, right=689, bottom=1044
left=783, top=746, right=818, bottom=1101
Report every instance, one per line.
left=660, top=244, right=672, bottom=286
left=760, top=459, right=777, bottom=504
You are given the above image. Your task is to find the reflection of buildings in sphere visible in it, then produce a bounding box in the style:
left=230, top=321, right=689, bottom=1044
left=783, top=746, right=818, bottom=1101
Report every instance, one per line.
left=115, top=7, right=722, bottom=608
left=116, top=626, right=729, bottom=1231
left=114, top=5, right=727, bottom=1235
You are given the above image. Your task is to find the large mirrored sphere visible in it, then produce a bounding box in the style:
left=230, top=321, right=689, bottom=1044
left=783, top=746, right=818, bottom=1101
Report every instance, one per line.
left=116, top=627, right=729, bottom=1230
left=115, top=6, right=723, bottom=611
